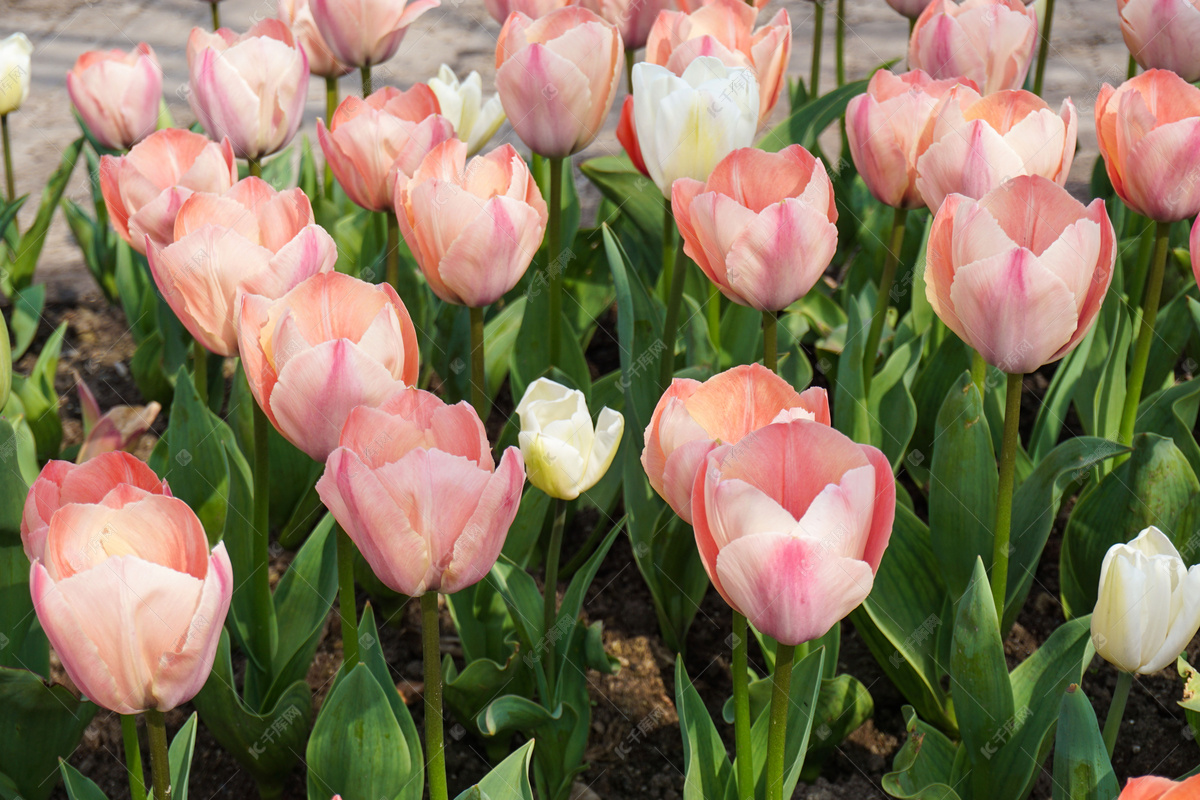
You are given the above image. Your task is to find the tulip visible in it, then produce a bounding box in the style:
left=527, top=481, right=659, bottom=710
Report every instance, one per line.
left=581, top=0, right=676, bottom=51
left=643, top=364, right=829, bottom=523
left=1095, top=69, right=1200, bottom=223
left=1192, top=215, right=1200, bottom=289
left=310, top=0, right=440, bottom=69
left=915, top=86, right=1077, bottom=213
left=633, top=58, right=759, bottom=196
left=66, top=44, right=162, bottom=152
left=845, top=69, right=971, bottom=210
left=0, top=33, right=32, bottom=116
left=427, top=64, right=506, bottom=157
left=484, top=0, right=570, bottom=24
left=279, top=0, right=352, bottom=78
left=317, top=85, right=455, bottom=212
left=909, top=0, right=1038, bottom=95
left=99, top=128, right=237, bottom=255
left=615, top=96, right=648, bottom=177
left=1118, top=0, right=1200, bottom=82
left=673, top=146, right=838, bottom=311
left=147, top=177, right=337, bottom=357
left=187, top=19, right=308, bottom=161
left=495, top=7, right=624, bottom=159
left=1119, top=776, right=1200, bottom=800
left=515, top=378, right=623, bottom=501
left=316, top=387, right=525, bottom=596
left=237, top=271, right=420, bottom=462
left=692, top=418, right=895, bottom=646
left=886, top=0, right=935, bottom=18
left=74, top=374, right=161, bottom=464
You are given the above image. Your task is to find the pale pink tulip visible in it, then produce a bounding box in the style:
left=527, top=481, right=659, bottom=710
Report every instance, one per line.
left=317, top=388, right=525, bottom=597
left=317, top=85, right=455, bottom=212
left=887, top=0, right=935, bottom=18
left=495, top=7, right=624, bottom=159
left=66, top=44, right=162, bottom=152
left=187, top=19, right=308, bottom=160
left=643, top=365, right=829, bottom=523
left=74, top=374, right=161, bottom=465
left=582, top=0, right=677, bottom=51
left=310, top=0, right=440, bottom=69
left=845, top=69, right=970, bottom=210
left=147, top=178, right=337, bottom=357
left=909, top=0, right=1038, bottom=95
left=485, top=0, right=570, bottom=24
left=925, top=175, right=1115, bottom=374
left=672, top=146, right=838, bottom=311
left=676, top=0, right=768, bottom=11
left=99, top=128, right=237, bottom=255
left=1193, top=216, right=1200, bottom=289
left=915, top=86, right=1076, bottom=212
left=692, top=419, right=895, bottom=646
left=1118, top=0, right=1200, bottom=82
left=279, top=0, right=352, bottom=78
left=1118, top=776, right=1200, bottom=800
left=1095, top=69, right=1200, bottom=223
left=237, top=272, right=420, bottom=462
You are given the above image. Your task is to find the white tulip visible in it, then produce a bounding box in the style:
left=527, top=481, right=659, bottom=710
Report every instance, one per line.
left=632, top=57, right=760, bottom=196
left=516, top=378, right=624, bottom=501
left=427, top=64, right=505, bottom=157
left=0, top=34, right=33, bottom=116
left=1091, top=526, right=1200, bottom=675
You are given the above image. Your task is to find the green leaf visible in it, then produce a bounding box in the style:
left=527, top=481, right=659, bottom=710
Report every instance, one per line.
left=0, top=415, right=28, bottom=540
left=758, top=77, right=872, bottom=152
left=11, top=322, right=66, bottom=461
left=477, top=694, right=562, bottom=736
left=259, top=146, right=297, bottom=190
left=675, top=660, right=734, bottom=800
left=10, top=138, right=83, bottom=290
left=1028, top=331, right=1096, bottom=462
left=0, top=195, right=27, bottom=246
left=803, top=673, right=875, bottom=774
left=741, top=648, right=824, bottom=800
left=869, top=324, right=923, bottom=469
left=168, top=713, right=199, bottom=800
left=0, top=668, right=97, bottom=800
left=453, top=740, right=537, bottom=800
left=908, top=334, right=972, bottom=482
left=881, top=706, right=964, bottom=799
left=579, top=157, right=664, bottom=243
left=0, top=301, right=9, bottom=412
left=0, top=541, right=34, bottom=668
left=1074, top=294, right=1131, bottom=442
left=833, top=289, right=871, bottom=442
left=1051, top=685, right=1118, bottom=800
left=1136, top=375, right=1200, bottom=477
left=58, top=761, right=109, bottom=800
left=552, top=521, right=623, bottom=692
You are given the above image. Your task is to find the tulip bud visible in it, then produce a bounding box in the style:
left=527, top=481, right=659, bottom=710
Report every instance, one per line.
left=73, top=375, right=161, bottom=464
left=886, top=0, right=934, bottom=18
left=581, top=0, right=675, bottom=51
left=66, top=44, right=162, bottom=152
left=1118, top=0, right=1200, bottom=82
left=427, top=64, right=506, bottom=157
left=310, top=0, right=440, bottom=69
left=516, top=378, right=623, bottom=501
left=278, top=0, right=352, bottom=78
left=0, top=34, right=32, bottom=116
left=909, top=0, right=1038, bottom=95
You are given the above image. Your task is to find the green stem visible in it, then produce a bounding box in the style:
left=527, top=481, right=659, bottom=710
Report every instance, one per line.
left=1126, top=53, right=1138, bottom=79
left=324, top=76, right=338, bottom=201
left=422, top=592, right=449, bottom=800
left=1032, top=0, right=1055, bottom=96
left=121, top=715, right=147, bottom=800
left=560, top=511, right=622, bottom=581
left=765, top=643, right=796, bottom=800
left=386, top=212, right=399, bottom=290
left=193, top=339, right=209, bottom=408
left=659, top=233, right=688, bottom=390
left=543, top=497, right=567, bottom=698
left=1118, top=220, right=1170, bottom=448
left=469, top=305, right=487, bottom=419
left=990, top=372, right=1022, bottom=615
left=909, top=16, right=916, bottom=35
left=835, top=0, right=846, bottom=87
left=862, top=206, right=908, bottom=393
left=707, top=283, right=721, bottom=366
left=810, top=1, right=825, bottom=98
left=145, top=710, right=171, bottom=800
left=247, top=159, right=261, bottom=179
left=625, top=50, right=636, bottom=96
left=763, top=311, right=778, bottom=373
left=1102, top=671, right=1133, bottom=757
left=970, top=350, right=987, bottom=398
left=732, top=611, right=753, bottom=800
left=337, top=525, right=359, bottom=669
left=547, top=157, right=564, bottom=367
left=360, top=65, right=372, bottom=97
left=250, top=401, right=274, bottom=668
left=210, top=1, right=220, bottom=31
left=0, top=114, right=12, bottom=203
left=660, top=205, right=677, bottom=305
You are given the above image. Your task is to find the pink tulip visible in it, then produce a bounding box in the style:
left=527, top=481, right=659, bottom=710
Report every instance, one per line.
left=485, top=0, right=571, bottom=24
left=845, top=69, right=970, bottom=210
left=643, top=365, right=829, bottom=523
left=237, top=272, right=420, bottom=462
left=925, top=175, right=1115, bottom=374
left=66, top=43, right=162, bottom=152
left=692, top=419, right=895, bottom=646
left=317, top=388, right=525, bottom=597
left=887, top=0, right=935, bottom=18
left=310, top=0, right=440, bottom=69
left=317, top=86, right=455, bottom=212
left=147, top=178, right=337, bottom=357
left=676, top=0, right=768, bottom=11
left=187, top=19, right=308, bottom=161
left=1118, top=775, right=1200, bottom=800
left=99, top=128, right=237, bottom=255
left=74, top=374, right=161, bottom=464
left=581, top=0, right=677, bottom=51
left=29, top=481, right=231, bottom=714
left=1193, top=216, right=1200, bottom=289
left=644, top=0, right=790, bottom=123
left=616, top=96, right=649, bottom=177
left=1118, top=0, right=1200, bottom=82
left=909, top=0, right=1038, bottom=95
left=395, top=139, right=547, bottom=307
left=495, top=7, right=624, bottom=159
left=279, top=0, right=352, bottom=78
left=915, top=86, right=1077, bottom=213
left=1095, top=69, right=1200, bottom=223
left=672, top=146, right=838, bottom=311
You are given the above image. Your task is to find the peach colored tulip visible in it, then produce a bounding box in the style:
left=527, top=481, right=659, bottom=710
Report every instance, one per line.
left=616, top=96, right=649, bottom=177
left=1095, top=69, right=1200, bottom=223
left=317, top=85, right=455, bottom=212
left=495, top=7, right=624, bottom=159
left=66, top=44, right=162, bottom=152
left=29, top=483, right=231, bottom=714
left=644, top=0, right=790, bottom=124
left=909, top=0, right=1038, bottom=95
left=237, top=272, right=420, bottom=462
left=317, top=388, right=525, bottom=596
left=74, top=374, right=161, bottom=465
left=887, top=0, right=935, bottom=18
left=99, top=128, right=237, bottom=255
left=1118, top=0, right=1200, bottom=82
left=676, top=0, right=768, bottom=11
left=642, top=364, right=829, bottom=523
left=310, top=0, right=440, bottom=69
left=845, top=69, right=970, bottom=210
left=147, top=178, right=337, bottom=357
left=915, top=86, right=1077, bottom=213
left=925, top=175, right=1115, bottom=374
left=395, top=139, right=547, bottom=307
left=187, top=19, right=308, bottom=160
left=692, top=419, right=895, bottom=646
left=279, top=0, right=352, bottom=78
left=1193, top=215, right=1200, bottom=288
left=485, top=0, right=570, bottom=24
left=673, top=146, right=838, bottom=311
left=582, top=0, right=677, bottom=51
left=1119, top=776, right=1200, bottom=800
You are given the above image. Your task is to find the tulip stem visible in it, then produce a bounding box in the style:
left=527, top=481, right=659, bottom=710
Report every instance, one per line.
left=145, top=710, right=171, bottom=800
left=661, top=207, right=677, bottom=305
left=970, top=350, right=987, bottom=397
left=336, top=525, right=359, bottom=669
left=1126, top=53, right=1138, bottom=79
left=250, top=401, right=275, bottom=671
left=835, top=0, right=846, bottom=88
left=192, top=339, right=208, bottom=408
left=1102, top=670, right=1133, bottom=757
left=324, top=76, right=338, bottom=201
left=765, top=642, right=795, bottom=800
left=247, top=159, right=261, bottom=179
left=469, top=305, right=487, bottom=419
left=386, top=212, right=400, bottom=290
left=422, top=592, right=449, bottom=800
left=1, top=114, right=13, bottom=203
left=543, top=497, right=567, bottom=699
left=731, top=611, right=753, bottom=800
left=210, top=1, right=220, bottom=31
left=707, top=283, right=721, bottom=366
left=990, top=372, right=1022, bottom=616
left=862, top=206, right=908, bottom=394
left=1032, top=0, right=1055, bottom=96
left=625, top=50, right=636, bottom=96
left=762, top=311, right=778, bottom=373
left=121, top=715, right=147, bottom=800
left=547, top=157, right=564, bottom=367
left=659, top=233, right=688, bottom=390
left=1118, top=220, right=1170, bottom=449
left=360, top=65, right=372, bottom=98
left=810, top=1, right=824, bottom=98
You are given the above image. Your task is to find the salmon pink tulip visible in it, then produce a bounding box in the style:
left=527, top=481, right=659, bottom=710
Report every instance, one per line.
left=74, top=375, right=161, bottom=465
left=237, top=272, right=420, bottom=462
left=99, top=128, right=237, bottom=255
left=582, top=0, right=676, bottom=51
left=909, top=0, right=1038, bottom=95
left=147, top=177, right=337, bottom=357
left=1192, top=216, right=1200, bottom=288
left=484, top=0, right=570, bottom=24
left=1118, top=0, right=1200, bottom=82
left=310, top=0, right=440, bottom=69
left=887, top=0, right=935, bottom=18
left=1119, top=775, right=1200, bottom=799
left=66, top=44, right=162, bottom=152
left=672, top=146, right=838, bottom=311
left=279, top=0, right=352, bottom=78
left=495, top=7, right=624, bottom=159
left=317, top=85, right=455, bottom=212
left=643, top=365, right=830, bottom=523
left=925, top=175, right=1115, bottom=374
left=317, top=388, right=525, bottom=597
left=692, top=419, right=895, bottom=646
left=395, top=139, right=547, bottom=307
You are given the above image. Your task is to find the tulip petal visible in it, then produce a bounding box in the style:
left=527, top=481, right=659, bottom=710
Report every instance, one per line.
left=442, top=447, right=525, bottom=593
left=724, top=200, right=837, bottom=311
